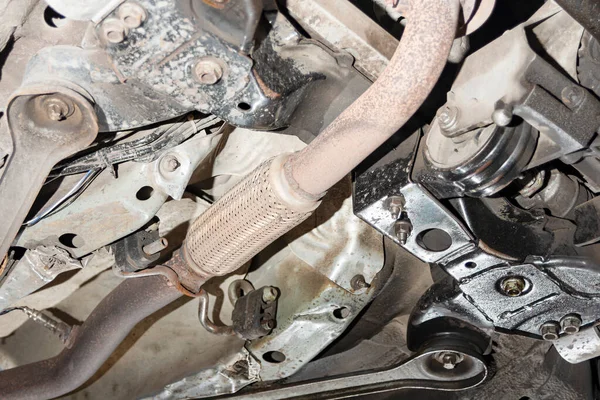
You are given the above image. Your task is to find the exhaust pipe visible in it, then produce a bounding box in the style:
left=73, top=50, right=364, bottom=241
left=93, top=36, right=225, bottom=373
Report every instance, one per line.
left=0, top=0, right=459, bottom=397
left=182, top=0, right=460, bottom=279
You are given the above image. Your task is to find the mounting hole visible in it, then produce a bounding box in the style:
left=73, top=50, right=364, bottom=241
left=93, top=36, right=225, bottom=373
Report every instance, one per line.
left=237, top=102, right=252, bottom=112
left=465, top=261, right=477, bottom=268
left=44, top=6, right=66, bottom=28
left=416, top=229, right=452, bottom=252
left=333, top=307, right=351, bottom=320
left=136, top=186, right=154, bottom=201
left=263, top=351, right=286, bottom=364
left=519, top=397, right=531, bottom=400
left=59, top=233, right=84, bottom=249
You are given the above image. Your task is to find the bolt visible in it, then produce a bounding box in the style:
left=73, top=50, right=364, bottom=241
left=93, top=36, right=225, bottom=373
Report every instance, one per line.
left=118, top=2, right=147, bottom=29
left=540, top=321, right=560, bottom=340
left=261, top=319, right=275, bottom=331
left=438, top=106, right=459, bottom=132
left=394, top=219, right=412, bottom=245
left=262, top=286, right=278, bottom=303
left=560, top=314, right=582, bottom=335
left=561, top=86, right=585, bottom=109
left=387, top=195, right=405, bottom=219
left=193, top=58, right=224, bottom=85
left=101, top=18, right=128, bottom=44
left=43, top=96, right=73, bottom=121
left=142, top=238, right=168, bottom=255
left=500, top=276, right=526, bottom=297
left=434, top=351, right=464, bottom=370
left=492, top=104, right=513, bottom=127
left=350, top=274, right=369, bottom=291
left=160, top=154, right=180, bottom=173
left=519, top=170, right=546, bottom=198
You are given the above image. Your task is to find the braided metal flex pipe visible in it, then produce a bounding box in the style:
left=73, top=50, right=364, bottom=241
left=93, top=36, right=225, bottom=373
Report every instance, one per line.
left=183, top=0, right=460, bottom=278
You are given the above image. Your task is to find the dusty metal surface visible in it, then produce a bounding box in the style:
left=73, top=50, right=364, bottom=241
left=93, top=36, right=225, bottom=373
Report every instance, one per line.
left=18, top=127, right=219, bottom=257
left=286, top=0, right=397, bottom=81
left=0, top=86, right=98, bottom=260
left=554, top=326, right=600, bottom=364
left=0, top=246, right=81, bottom=310
left=152, top=348, right=261, bottom=400
left=100, top=0, right=321, bottom=130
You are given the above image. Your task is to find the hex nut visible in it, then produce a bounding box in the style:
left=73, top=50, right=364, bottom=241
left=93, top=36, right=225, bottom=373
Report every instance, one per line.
left=561, top=86, right=585, bottom=109
left=387, top=195, right=405, bottom=219
left=394, top=219, right=413, bottom=245
left=499, top=276, right=526, bottom=297
left=118, top=2, right=147, bottom=29
left=262, top=286, right=278, bottom=303
left=261, top=319, right=275, bottom=330
left=42, top=95, right=75, bottom=121
left=350, top=274, right=369, bottom=291
left=434, top=351, right=464, bottom=370
left=438, top=105, right=459, bottom=132
left=160, top=154, right=180, bottom=173
left=193, top=58, right=224, bottom=85
left=560, top=314, right=582, bottom=335
left=101, top=18, right=128, bottom=44
left=540, top=321, right=560, bottom=341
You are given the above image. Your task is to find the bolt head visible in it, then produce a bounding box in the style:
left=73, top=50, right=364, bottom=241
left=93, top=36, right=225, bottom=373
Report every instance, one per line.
left=350, top=274, right=368, bottom=290
left=561, top=86, right=585, bottom=109
left=43, top=96, right=74, bottom=121
left=261, top=319, right=275, bottom=330
left=540, top=321, right=560, bottom=340
left=262, top=287, right=278, bottom=303
left=101, top=18, right=128, bottom=44
left=394, top=219, right=412, bottom=244
left=118, top=2, right=147, bottom=29
left=160, top=155, right=180, bottom=173
left=560, top=314, right=582, bottom=335
left=500, top=276, right=526, bottom=297
left=194, top=59, right=224, bottom=85
left=434, top=351, right=464, bottom=370
left=438, top=106, right=459, bottom=131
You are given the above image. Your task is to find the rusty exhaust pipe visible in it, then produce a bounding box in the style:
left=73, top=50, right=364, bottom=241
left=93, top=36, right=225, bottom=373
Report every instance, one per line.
left=182, top=0, right=460, bottom=279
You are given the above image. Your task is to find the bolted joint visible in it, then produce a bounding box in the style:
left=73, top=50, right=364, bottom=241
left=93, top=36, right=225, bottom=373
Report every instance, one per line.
left=350, top=274, right=369, bottom=291
left=101, top=18, right=128, bottom=44
left=434, top=351, right=464, bottom=370
left=261, top=319, right=275, bottom=331
left=394, top=219, right=412, bottom=245
left=561, top=86, right=585, bottom=109
left=387, top=195, right=405, bottom=219
left=118, top=2, right=147, bottom=29
left=560, top=314, right=582, bottom=335
left=160, top=154, right=181, bottom=173
left=193, top=58, right=224, bottom=85
left=438, top=105, right=459, bottom=132
left=261, top=286, right=278, bottom=303
left=42, top=95, right=75, bottom=121
left=540, top=321, right=560, bottom=341
left=499, top=276, right=526, bottom=297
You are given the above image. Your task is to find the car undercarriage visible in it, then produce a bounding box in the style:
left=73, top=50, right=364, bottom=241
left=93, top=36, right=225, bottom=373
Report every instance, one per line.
left=0, top=0, right=600, bottom=399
